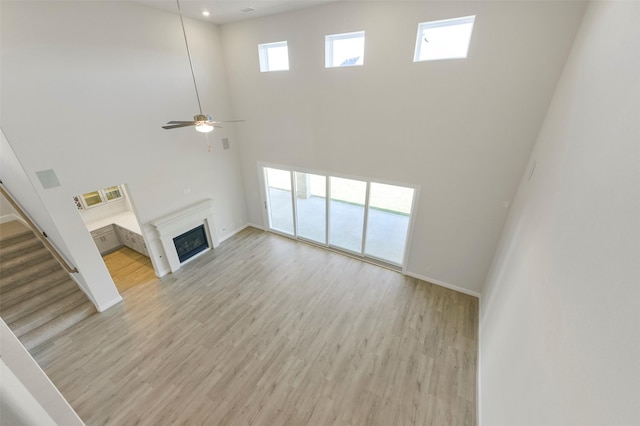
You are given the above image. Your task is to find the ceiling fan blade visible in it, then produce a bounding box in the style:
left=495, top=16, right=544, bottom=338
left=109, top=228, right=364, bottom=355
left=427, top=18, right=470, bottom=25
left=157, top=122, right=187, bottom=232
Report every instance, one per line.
left=166, top=120, right=196, bottom=124
left=212, top=120, right=244, bottom=123
left=162, top=123, right=196, bottom=129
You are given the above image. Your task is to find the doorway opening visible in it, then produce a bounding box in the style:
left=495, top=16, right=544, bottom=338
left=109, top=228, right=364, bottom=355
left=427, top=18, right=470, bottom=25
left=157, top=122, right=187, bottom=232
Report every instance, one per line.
left=261, top=164, right=418, bottom=271
left=73, top=184, right=155, bottom=294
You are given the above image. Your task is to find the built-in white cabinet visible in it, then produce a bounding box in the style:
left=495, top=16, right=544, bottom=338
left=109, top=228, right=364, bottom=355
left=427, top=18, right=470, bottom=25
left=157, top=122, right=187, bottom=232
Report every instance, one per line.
left=114, top=224, right=148, bottom=257
left=75, top=185, right=123, bottom=210
left=90, top=225, right=121, bottom=255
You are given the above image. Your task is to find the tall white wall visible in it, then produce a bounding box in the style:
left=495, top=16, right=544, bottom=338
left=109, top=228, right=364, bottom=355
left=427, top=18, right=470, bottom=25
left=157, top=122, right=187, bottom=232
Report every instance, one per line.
left=1, top=1, right=248, bottom=300
left=221, top=1, right=586, bottom=293
left=479, top=1, right=640, bottom=424
left=0, top=130, right=106, bottom=305
left=0, top=191, right=19, bottom=221
left=0, top=319, right=83, bottom=426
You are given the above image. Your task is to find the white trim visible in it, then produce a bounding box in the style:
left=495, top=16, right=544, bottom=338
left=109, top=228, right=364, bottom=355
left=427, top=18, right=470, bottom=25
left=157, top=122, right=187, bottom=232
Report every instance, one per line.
left=413, top=15, right=476, bottom=62
left=156, top=267, right=170, bottom=278
left=96, top=295, right=123, bottom=312
left=219, top=223, right=253, bottom=243
left=0, top=319, right=84, bottom=426
left=0, top=213, right=23, bottom=224
left=258, top=40, right=289, bottom=72
left=325, top=30, right=365, bottom=68
left=150, top=199, right=218, bottom=274
left=402, top=185, right=420, bottom=274
left=257, top=160, right=420, bottom=268
left=477, top=296, right=483, bottom=426
left=405, top=271, right=480, bottom=298
left=247, top=222, right=265, bottom=231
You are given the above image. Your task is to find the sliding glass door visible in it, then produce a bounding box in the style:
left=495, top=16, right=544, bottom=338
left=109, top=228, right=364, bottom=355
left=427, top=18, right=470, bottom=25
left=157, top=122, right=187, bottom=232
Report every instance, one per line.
left=262, top=165, right=416, bottom=268
left=328, top=176, right=367, bottom=253
left=264, top=167, right=294, bottom=235
left=295, top=172, right=327, bottom=244
left=365, top=183, right=414, bottom=265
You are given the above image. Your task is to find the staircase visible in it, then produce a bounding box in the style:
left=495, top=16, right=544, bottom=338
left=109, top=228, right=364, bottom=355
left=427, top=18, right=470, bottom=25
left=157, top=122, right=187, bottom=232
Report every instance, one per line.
left=0, top=220, right=96, bottom=351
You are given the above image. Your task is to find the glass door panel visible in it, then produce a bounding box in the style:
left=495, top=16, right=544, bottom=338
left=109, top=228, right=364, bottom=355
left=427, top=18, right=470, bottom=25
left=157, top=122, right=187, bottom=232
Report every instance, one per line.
left=329, top=177, right=366, bottom=253
left=82, top=191, right=103, bottom=208
left=295, top=172, right=326, bottom=244
left=103, top=186, right=122, bottom=202
left=265, top=167, right=294, bottom=235
left=365, top=183, right=414, bottom=265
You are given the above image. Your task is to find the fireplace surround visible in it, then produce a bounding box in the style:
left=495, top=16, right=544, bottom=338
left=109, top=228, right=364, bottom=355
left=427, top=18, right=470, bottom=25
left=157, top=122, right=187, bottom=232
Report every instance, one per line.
left=151, top=199, right=219, bottom=273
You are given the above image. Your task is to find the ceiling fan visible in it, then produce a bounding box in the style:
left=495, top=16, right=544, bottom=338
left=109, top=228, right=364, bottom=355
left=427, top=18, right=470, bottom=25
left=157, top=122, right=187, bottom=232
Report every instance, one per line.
left=163, top=0, right=242, bottom=133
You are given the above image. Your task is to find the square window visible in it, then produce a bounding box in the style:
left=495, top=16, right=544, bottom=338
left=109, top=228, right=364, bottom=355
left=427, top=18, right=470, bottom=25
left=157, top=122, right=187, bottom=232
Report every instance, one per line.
left=325, top=31, right=365, bottom=68
left=414, top=16, right=476, bottom=62
left=258, top=41, right=289, bottom=72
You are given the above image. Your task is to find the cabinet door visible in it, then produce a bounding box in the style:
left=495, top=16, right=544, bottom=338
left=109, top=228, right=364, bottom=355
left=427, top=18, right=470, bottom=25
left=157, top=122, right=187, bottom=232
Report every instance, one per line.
left=102, top=230, right=121, bottom=252
left=94, top=236, right=108, bottom=254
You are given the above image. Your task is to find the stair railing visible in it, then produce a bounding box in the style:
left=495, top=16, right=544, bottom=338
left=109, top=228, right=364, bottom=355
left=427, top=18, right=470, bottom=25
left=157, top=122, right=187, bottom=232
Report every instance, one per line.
left=0, top=183, right=78, bottom=274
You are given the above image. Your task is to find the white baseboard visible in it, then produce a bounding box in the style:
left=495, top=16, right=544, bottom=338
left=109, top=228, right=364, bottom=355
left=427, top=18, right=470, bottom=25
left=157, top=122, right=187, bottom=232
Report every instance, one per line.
left=219, top=223, right=264, bottom=243
left=219, top=223, right=250, bottom=243
left=96, top=295, right=123, bottom=312
left=477, top=305, right=483, bottom=426
left=405, top=272, right=481, bottom=298
left=156, top=267, right=170, bottom=278
left=0, top=213, right=24, bottom=224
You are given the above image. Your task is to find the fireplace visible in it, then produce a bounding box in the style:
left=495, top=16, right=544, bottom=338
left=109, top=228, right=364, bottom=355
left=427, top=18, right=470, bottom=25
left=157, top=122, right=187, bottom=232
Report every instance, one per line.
left=173, top=225, right=209, bottom=263
left=150, top=199, right=219, bottom=275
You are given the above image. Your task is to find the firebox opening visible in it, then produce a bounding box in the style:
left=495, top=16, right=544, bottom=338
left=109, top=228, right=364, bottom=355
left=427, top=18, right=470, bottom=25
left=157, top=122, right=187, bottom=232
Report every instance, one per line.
left=173, top=224, right=209, bottom=263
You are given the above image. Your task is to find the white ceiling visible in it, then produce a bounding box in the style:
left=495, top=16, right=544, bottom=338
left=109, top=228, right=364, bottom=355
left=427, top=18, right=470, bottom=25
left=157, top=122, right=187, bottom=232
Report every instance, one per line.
left=133, top=0, right=337, bottom=25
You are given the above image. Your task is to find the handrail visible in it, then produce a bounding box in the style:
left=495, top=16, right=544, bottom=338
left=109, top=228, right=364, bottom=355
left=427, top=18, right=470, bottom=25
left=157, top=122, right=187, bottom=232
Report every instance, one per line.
left=0, top=184, right=78, bottom=274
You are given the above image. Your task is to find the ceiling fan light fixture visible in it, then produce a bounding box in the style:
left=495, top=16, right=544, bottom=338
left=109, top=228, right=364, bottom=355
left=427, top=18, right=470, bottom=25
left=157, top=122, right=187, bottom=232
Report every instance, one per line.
left=195, top=123, right=214, bottom=133
left=161, top=1, right=243, bottom=134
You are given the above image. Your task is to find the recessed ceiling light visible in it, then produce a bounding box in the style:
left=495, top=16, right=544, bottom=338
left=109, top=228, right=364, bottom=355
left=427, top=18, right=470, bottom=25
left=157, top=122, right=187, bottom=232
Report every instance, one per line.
left=202, top=10, right=210, bottom=17
left=240, top=7, right=255, bottom=13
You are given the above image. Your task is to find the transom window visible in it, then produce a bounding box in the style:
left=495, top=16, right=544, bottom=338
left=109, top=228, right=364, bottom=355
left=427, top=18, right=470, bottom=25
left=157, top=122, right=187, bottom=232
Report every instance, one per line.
left=258, top=41, right=289, bottom=72
left=325, top=31, right=365, bottom=68
left=414, top=15, right=476, bottom=62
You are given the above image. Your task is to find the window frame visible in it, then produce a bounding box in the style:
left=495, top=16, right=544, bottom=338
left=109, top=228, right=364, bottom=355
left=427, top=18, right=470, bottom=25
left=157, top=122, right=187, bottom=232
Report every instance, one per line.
left=257, top=162, right=420, bottom=272
left=413, top=15, right=476, bottom=62
left=325, top=31, right=366, bottom=68
left=257, top=40, right=290, bottom=72
left=77, top=185, right=123, bottom=209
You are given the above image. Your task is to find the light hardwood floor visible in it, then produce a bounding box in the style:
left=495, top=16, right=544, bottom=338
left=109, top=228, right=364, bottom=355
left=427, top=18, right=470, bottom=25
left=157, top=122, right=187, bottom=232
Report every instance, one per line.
left=32, top=227, right=478, bottom=425
left=103, top=247, right=156, bottom=293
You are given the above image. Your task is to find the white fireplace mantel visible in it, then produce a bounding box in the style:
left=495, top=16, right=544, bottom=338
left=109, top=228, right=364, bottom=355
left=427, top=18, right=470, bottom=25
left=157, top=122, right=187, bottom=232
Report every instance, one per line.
left=150, top=199, right=219, bottom=273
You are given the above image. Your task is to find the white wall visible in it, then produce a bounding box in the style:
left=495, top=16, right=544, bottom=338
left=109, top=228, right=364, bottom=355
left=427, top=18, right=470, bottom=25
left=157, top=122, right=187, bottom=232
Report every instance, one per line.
left=0, top=319, right=84, bottom=425
left=221, top=1, right=586, bottom=293
left=1, top=1, right=248, bottom=297
left=479, top=1, right=640, bottom=424
left=0, top=191, right=20, bottom=222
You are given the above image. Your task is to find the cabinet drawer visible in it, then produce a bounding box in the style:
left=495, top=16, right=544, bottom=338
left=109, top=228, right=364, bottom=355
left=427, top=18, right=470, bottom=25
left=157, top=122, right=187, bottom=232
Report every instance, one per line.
left=91, top=224, right=121, bottom=255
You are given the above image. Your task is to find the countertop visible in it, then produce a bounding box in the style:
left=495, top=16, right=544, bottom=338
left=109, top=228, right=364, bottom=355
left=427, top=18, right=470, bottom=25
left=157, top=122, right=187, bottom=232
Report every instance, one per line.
left=86, top=211, right=142, bottom=234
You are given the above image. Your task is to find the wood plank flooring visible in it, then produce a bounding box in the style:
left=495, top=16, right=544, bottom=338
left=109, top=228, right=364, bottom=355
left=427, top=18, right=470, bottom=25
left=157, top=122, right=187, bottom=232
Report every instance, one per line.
left=102, top=247, right=156, bottom=293
left=31, top=227, right=478, bottom=425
